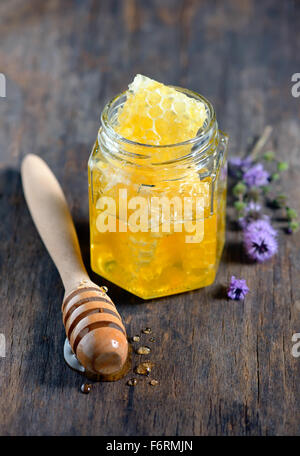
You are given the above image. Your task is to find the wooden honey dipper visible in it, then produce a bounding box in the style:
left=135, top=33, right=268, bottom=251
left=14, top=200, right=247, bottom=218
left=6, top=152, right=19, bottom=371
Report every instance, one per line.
left=21, top=154, right=129, bottom=379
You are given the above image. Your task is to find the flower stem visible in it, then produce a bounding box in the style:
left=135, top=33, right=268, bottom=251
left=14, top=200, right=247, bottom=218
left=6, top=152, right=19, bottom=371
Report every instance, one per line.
left=248, top=125, right=273, bottom=161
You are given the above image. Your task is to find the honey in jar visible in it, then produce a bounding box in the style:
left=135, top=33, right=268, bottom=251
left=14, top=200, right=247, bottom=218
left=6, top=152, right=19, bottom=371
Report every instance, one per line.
left=88, top=75, right=228, bottom=299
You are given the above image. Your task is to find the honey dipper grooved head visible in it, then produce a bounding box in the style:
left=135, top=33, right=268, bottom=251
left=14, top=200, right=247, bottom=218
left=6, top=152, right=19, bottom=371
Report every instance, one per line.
left=62, top=286, right=128, bottom=376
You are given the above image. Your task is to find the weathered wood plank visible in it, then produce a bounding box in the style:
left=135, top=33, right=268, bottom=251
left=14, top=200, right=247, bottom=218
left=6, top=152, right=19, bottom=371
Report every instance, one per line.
left=0, top=0, right=300, bottom=436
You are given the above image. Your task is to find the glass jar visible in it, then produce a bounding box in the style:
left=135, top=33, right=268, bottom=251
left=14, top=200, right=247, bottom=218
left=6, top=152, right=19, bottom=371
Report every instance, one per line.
left=88, top=88, right=228, bottom=299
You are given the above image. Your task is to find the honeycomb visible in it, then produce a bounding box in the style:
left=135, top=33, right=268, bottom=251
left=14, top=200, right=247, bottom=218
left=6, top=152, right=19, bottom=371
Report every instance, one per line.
left=116, top=74, right=207, bottom=145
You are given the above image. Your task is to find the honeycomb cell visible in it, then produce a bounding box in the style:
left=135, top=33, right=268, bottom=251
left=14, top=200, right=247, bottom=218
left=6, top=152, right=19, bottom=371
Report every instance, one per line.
left=116, top=74, right=207, bottom=146
left=148, top=105, right=163, bottom=119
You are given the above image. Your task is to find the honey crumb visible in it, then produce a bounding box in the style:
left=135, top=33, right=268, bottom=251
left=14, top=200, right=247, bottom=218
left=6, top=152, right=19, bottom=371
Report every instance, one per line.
left=135, top=362, right=155, bottom=375
left=80, top=383, right=92, bottom=394
left=136, top=346, right=151, bottom=355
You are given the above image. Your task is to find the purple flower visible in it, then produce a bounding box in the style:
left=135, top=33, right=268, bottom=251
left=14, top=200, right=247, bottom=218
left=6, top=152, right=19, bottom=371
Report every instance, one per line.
left=244, top=219, right=277, bottom=238
left=245, top=201, right=261, bottom=213
left=238, top=202, right=269, bottom=229
left=227, top=276, right=249, bottom=300
left=243, top=229, right=278, bottom=262
left=229, top=156, right=252, bottom=170
left=238, top=217, right=248, bottom=229
left=229, top=156, right=252, bottom=177
left=243, top=163, right=269, bottom=187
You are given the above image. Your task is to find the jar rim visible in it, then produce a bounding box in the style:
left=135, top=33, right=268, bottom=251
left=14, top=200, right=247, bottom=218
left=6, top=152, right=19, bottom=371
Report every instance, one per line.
left=100, top=86, right=217, bottom=149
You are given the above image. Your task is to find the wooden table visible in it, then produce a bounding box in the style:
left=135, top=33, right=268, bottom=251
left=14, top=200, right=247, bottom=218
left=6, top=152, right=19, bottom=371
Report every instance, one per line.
left=0, top=0, right=300, bottom=436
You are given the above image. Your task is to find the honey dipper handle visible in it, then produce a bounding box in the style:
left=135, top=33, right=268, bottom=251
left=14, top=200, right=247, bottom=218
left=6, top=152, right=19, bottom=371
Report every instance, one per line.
left=21, top=154, right=91, bottom=295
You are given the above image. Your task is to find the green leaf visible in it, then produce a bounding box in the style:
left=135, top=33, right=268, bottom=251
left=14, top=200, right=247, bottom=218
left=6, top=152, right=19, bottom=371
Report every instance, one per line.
left=277, top=161, right=289, bottom=172
left=233, top=182, right=247, bottom=197
left=234, top=200, right=246, bottom=212
left=286, top=207, right=298, bottom=221
left=263, top=150, right=275, bottom=161
left=271, top=173, right=280, bottom=181
left=288, top=221, right=299, bottom=232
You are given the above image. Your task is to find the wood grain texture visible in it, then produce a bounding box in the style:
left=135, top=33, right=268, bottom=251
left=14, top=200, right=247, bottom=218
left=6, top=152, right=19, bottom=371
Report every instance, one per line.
left=0, top=0, right=300, bottom=436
